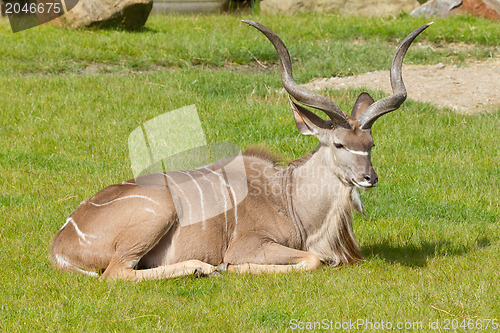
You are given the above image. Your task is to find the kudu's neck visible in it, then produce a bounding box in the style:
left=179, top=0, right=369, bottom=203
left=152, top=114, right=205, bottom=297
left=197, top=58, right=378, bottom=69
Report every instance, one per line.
left=290, top=146, right=348, bottom=228
left=287, top=145, right=362, bottom=264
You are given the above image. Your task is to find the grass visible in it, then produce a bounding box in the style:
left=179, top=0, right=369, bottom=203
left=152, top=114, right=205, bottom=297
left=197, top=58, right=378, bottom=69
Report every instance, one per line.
left=1, top=12, right=499, bottom=332
left=0, top=13, right=499, bottom=77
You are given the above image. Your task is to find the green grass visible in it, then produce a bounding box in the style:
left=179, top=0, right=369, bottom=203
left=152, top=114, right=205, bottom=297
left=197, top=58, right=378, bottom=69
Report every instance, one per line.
left=1, top=13, right=499, bottom=332
left=0, top=13, right=499, bottom=77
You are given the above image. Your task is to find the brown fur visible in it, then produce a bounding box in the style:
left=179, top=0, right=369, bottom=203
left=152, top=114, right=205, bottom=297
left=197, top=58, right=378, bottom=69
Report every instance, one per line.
left=244, top=144, right=318, bottom=168
left=49, top=19, right=424, bottom=280
left=243, top=145, right=283, bottom=165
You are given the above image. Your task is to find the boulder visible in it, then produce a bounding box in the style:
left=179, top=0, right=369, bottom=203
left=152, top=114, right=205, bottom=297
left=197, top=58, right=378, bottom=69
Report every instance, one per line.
left=410, top=0, right=462, bottom=17
left=55, top=0, right=153, bottom=29
left=152, top=0, right=226, bottom=14
left=260, top=0, right=421, bottom=17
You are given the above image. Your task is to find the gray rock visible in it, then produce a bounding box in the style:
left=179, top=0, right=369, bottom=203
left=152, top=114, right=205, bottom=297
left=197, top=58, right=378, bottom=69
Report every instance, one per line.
left=152, top=0, right=226, bottom=14
left=55, top=0, right=153, bottom=29
left=260, top=0, right=421, bottom=17
left=410, top=0, right=462, bottom=17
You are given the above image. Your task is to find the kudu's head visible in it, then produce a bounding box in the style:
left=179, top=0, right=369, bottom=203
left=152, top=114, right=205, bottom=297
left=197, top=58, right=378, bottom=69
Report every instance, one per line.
left=243, top=20, right=431, bottom=189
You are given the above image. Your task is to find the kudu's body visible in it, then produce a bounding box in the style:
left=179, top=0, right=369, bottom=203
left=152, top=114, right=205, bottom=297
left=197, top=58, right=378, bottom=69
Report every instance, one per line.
left=51, top=21, right=431, bottom=280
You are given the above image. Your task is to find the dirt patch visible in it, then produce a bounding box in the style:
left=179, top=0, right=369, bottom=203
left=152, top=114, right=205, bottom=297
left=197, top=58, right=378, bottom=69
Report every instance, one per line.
left=304, top=57, right=500, bottom=114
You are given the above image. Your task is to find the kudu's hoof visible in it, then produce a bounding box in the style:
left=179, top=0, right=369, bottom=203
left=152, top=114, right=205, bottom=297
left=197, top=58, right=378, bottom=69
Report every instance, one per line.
left=215, top=263, right=230, bottom=273
left=208, top=263, right=230, bottom=278
left=208, top=271, right=223, bottom=278
left=193, top=268, right=206, bottom=278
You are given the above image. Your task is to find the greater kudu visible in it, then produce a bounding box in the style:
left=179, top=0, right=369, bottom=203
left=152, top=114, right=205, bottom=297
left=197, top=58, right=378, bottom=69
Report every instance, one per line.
left=51, top=21, right=431, bottom=280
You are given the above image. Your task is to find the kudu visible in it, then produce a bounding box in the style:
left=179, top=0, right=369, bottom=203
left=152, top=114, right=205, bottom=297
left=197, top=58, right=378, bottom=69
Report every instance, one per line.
left=51, top=21, right=431, bottom=280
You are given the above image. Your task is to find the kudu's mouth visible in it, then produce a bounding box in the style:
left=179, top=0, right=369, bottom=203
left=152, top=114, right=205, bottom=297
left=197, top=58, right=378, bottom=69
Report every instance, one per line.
left=352, top=179, right=378, bottom=189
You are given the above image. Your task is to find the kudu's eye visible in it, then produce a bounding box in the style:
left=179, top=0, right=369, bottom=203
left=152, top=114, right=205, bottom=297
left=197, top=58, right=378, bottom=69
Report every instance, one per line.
left=334, top=143, right=344, bottom=149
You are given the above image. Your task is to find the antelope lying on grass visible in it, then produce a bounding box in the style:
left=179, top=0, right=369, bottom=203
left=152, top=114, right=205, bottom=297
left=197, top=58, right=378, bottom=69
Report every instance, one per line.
left=51, top=21, right=431, bottom=280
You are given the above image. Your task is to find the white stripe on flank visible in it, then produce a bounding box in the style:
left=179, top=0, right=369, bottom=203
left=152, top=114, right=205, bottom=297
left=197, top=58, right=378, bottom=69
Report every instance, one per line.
left=228, top=184, right=238, bottom=237
left=55, top=254, right=99, bottom=277
left=194, top=169, right=220, bottom=230
left=179, top=171, right=206, bottom=227
left=203, top=167, right=229, bottom=234
left=203, top=167, right=238, bottom=237
left=345, top=148, right=369, bottom=156
left=88, top=195, right=159, bottom=207
left=165, top=173, right=192, bottom=225
left=193, top=170, right=210, bottom=230
left=66, top=217, right=97, bottom=245
left=144, top=207, right=157, bottom=215
left=59, top=218, right=71, bottom=231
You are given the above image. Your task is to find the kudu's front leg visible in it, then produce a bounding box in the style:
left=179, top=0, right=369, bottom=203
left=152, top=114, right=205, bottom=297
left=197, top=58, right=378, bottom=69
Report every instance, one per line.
left=101, top=258, right=217, bottom=281
left=225, top=241, right=321, bottom=274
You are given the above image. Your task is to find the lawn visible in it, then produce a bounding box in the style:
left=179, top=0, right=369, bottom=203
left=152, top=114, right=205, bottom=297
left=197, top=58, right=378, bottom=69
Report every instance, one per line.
left=0, top=12, right=499, bottom=332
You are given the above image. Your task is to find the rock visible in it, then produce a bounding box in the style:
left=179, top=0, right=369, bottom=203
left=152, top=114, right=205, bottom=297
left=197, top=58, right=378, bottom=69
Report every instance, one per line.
left=152, top=0, right=227, bottom=14
left=260, top=0, right=421, bottom=17
left=54, top=0, right=153, bottom=29
left=451, top=0, right=500, bottom=20
left=410, top=0, right=462, bottom=17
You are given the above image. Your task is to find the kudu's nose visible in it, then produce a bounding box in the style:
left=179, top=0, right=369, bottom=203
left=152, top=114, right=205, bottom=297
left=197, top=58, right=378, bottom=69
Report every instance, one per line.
left=364, top=173, right=378, bottom=186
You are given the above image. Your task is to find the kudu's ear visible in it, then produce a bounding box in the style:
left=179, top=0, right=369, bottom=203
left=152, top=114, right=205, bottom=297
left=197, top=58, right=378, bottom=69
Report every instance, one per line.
left=289, top=96, right=332, bottom=140
left=293, top=109, right=315, bottom=135
left=351, top=92, right=375, bottom=120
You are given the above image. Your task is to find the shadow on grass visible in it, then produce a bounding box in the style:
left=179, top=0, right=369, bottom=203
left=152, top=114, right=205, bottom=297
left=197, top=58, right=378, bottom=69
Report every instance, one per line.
left=362, top=237, right=491, bottom=268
